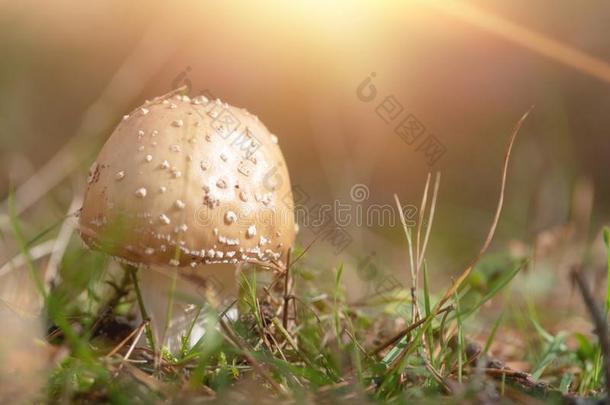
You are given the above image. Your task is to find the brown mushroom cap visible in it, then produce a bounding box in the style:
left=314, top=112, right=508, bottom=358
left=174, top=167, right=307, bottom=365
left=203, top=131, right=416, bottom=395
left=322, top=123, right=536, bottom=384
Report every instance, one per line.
left=79, top=92, right=295, bottom=268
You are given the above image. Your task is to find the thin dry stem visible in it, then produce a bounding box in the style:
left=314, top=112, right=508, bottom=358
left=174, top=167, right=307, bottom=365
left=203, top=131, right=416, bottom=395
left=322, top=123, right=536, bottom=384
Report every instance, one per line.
left=571, top=268, right=610, bottom=403
left=415, top=172, right=432, bottom=280
left=282, top=249, right=292, bottom=330
left=219, top=316, right=287, bottom=397
left=434, top=107, right=532, bottom=312
left=415, top=172, right=441, bottom=282
left=369, top=305, right=454, bottom=356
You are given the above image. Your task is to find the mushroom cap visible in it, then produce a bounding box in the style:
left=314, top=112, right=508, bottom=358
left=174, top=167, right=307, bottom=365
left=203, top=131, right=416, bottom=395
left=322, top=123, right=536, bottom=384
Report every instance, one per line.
left=79, top=92, right=295, bottom=268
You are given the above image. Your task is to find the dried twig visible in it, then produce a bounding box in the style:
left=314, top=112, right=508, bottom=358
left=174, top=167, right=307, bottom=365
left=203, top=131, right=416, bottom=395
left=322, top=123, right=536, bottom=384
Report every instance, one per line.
left=415, top=173, right=441, bottom=284
left=394, top=193, right=419, bottom=324
left=218, top=316, right=287, bottom=397
left=370, top=305, right=454, bottom=356
left=421, top=351, right=452, bottom=394
left=114, top=322, right=147, bottom=374
left=272, top=317, right=314, bottom=368
left=282, top=249, right=292, bottom=330
left=89, top=270, right=131, bottom=338
left=434, top=107, right=532, bottom=312
left=415, top=173, right=432, bottom=281
left=382, top=108, right=531, bottom=377
left=287, top=230, right=330, bottom=270
left=106, top=321, right=147, bottom=359
left=571, top=268, right=610, bottom=403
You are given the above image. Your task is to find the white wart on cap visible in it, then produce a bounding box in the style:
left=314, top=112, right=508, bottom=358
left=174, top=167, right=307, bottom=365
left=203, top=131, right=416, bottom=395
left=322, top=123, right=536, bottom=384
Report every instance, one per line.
left=79, top=92, right=296, bottom=268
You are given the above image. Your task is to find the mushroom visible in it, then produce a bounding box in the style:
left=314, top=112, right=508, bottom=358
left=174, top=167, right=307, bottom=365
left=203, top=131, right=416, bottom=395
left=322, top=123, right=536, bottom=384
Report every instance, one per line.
left=79, top=90, right=296, bottom=352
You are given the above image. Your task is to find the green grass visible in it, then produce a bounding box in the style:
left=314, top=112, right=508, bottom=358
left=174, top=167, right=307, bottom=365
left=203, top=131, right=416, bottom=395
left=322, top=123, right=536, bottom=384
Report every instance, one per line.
left=1, top=142, right=609, bottom=403
left=2, top=213, right=610, bottom=404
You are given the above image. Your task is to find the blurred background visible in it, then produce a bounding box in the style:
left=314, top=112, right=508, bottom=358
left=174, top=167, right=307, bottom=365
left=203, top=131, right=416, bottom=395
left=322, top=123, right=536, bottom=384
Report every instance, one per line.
left=0, top=0, right=609, bottom=309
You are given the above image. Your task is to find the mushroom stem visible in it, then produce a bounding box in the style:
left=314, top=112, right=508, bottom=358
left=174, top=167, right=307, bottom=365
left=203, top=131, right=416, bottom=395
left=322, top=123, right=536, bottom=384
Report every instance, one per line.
left=126, top=265, right=156, bottom=354
left=134, top=264, right=238, bottom=354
